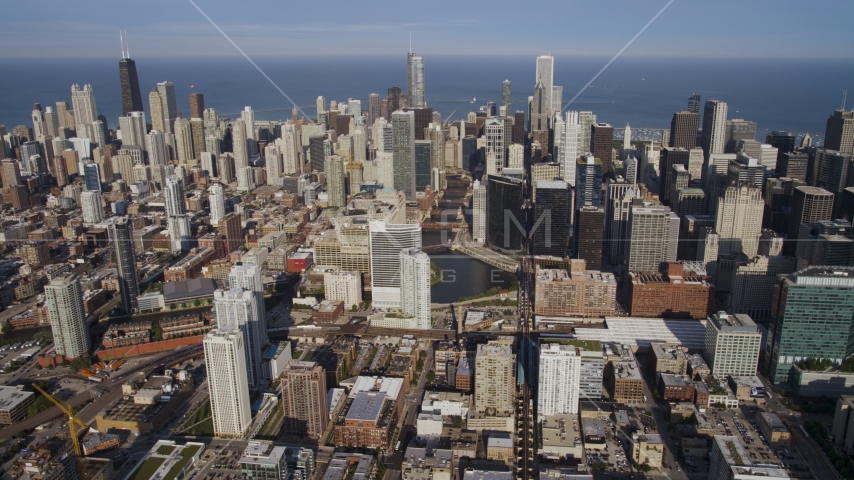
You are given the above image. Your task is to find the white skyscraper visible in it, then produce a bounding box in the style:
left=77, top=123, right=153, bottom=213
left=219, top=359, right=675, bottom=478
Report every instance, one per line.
left=535, top=55, right=554, bottom=126
left=214, top=288, right=264, bottom=389
left=715, top=182, right=763, bottom=258
left=204, top=325, right=252, bottom=438
left=623, top=123, right=632, bottom=150
left=407, top=52, right=426, bottom=109
left=400, top=248, right=431, bottom=330
left=279, top=123, right=300, bottom=175
left=118, top=111, right=147, bottom=149
left=242, top=106, right=256, bottom=140
left=369, top=220, right=422, bottom=308
left=71, top=84, right=97, bottom=139
left=265, top=144, right=283, bottom=186
left=209, top=182, right=225, bottom=227
left=485, top=118, right=505, bottom=176
left=554, top=111, right=580, bottom=185
left=228, top=263, right=267, bottom=381
left=702, top=99, right=729, bottom=159
left=538, top=343, right=581, bottom=416
left=45, top=274, right=90, bottom=359
left=473, top=180, right=487, bottom=244
left=80, top=190, right=104, bottom=224
left=164, top=175, right=190, bottom=252
left=156, top=81, right=177, bottom=134
left=232, top=119, right=249, bottom=170
left=145, top=130, right=168, bottom=166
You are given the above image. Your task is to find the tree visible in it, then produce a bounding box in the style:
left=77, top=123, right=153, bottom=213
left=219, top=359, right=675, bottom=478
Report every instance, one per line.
left=194, top=299, right=201, bottom=307
left=69, top=356, right=92, bottom=371
left=170, top=304, right=177, bottom=310
left=0, top=321, right=9, bottom=334
left=151, top=323, right=163, bottom=342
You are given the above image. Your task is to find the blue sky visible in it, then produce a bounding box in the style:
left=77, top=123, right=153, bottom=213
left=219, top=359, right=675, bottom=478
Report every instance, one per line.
left=1, top=0, right=853, bottom=58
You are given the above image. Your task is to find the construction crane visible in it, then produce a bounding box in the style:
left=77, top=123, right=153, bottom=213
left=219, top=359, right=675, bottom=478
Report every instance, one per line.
left=31, top=383, right=88, bottom=458
left=443, top=110, right=457, bottom=124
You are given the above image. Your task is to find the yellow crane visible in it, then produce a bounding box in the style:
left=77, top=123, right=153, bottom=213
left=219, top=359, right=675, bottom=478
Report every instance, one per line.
left=31, top=383, right=88, bottom=458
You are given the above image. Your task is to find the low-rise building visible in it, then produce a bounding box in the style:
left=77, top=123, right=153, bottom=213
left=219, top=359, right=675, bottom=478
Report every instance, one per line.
left=0, top=386, right=35, bottom=425
left=650, top=342, right=688, bottom=375
left=727, top=376, right=765, bottom=401
left=833, top=396, right=854, bottom=455
left=322, top=453, right=375, bottom=480
left=605, top=344, right=644, bottom=405
left=539, top=413, right=583, bottom=461
left=238, top=441, right=314, bottom=480
left=333, top=376, right=404, bottom=448
left=659, top=374, right=695, bottom=402
left=630, top=434, right=664, bottom=468
left=314, top=300, right=344, bottom=324
left=534, top=261, right=617, bottom=318
left=757, top=412, right=792, bottom=447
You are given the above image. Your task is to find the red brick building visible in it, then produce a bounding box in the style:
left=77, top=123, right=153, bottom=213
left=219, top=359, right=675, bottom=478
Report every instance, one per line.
left=628, top=262, right=714, bottom=319
left=287, top=252, right=314, bottom=273
left=659, top=373, right=696, bottom=402
left=313, top=300, right=343, bottom=324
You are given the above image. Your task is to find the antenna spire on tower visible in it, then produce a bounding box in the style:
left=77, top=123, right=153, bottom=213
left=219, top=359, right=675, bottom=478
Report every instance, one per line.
left=125, top=30, right=130, bottom=58
left=843, top=89, right=848, bottom=111
left=120, top=30, right=125, bottom=58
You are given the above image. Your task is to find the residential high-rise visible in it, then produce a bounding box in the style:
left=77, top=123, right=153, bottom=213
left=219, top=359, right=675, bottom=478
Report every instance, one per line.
left=701, top=100, right=728, bottom=159
left=538, top=343, right=581, bottom=417
left=625, top=202, right=680, bottom=273
left=577, top=111, right=596, bottom=154
left=369, top=220, right=421, bottom=308
left=513, top=110, right=526, bottom=145
left=575, top=155, right=603, bottom=208
left=658, top=147, right=690, bottom=205
left=605, top=182, right=638, bottom=265
left=280, top=361, right=329, bottom=438
left=110, top=217, right=139, bottom=313
left=717, top=254, right=798, bottom=323
left=45, top=274, right=89, bottom=359
left=391, top=111, right=416, bottom=200
left=325, top=154, right=345, bottom=208
left=575, top=206, right=605, bottom=270
left=824, top=109, right=854, bottom=155
left=687, top=93, right=701, bottom=114
left=414, top=140, right=432, bottom=192
left=204, top=325, right=252, bottom=438
left=669, top=111, right=699, bottom=150
left=324, top=271, right=362, bottom=310
left=214, top=287, right=264, bottom=388
left=786, top=186, right=834, bottom=255
left=486, top=175, right=524, bottom=252
left=80, top=190, right=104, bottom=224
left=220, top=212, right=243, bottom=254
left=229, top=262, right=266, bottom=341
left=532, top=180, right=569, bottom=257
left=590, top=123, right=614, bottom=174
left=474, top=342, right=516, bottom=415
left=189, top=92, right=205, bottom=119
left=715, top=182, right=764, bottom=258
left=813, top=149, right=854, bottom=218
left=484, top=118, right=505, bottom=176
left=146, top=129, right=168, bottom=166
left=472, top=180, right=486, bottom=244
left=173, top=119, right=194, bottom=163
left=71, top=84, right=97, bottom=139
left=165, top=175, right=190, bottom=253
left=387, top=86, right=401, bottom=114
left=407, top=52, right=426, bottom=109
left=156, top=81, right=177, bottom=134
left=502, top=80, right=511, bottom=109
left=148, top=89, right=165, bottom=133
left=118, top=54, right=143, bottom=116
left=776, top=152, right=808, bottom=182
left=769, top=266, right=854, bottom=385
left=400, top=248, right=431, bottom=330
left=117, top=109, right=146, bottom=148
left=367, top=93, right=380, bottom=128
left=209, top=182, right=225, bottom=226
left=704, top=312, right=762, bottom=378
left=554, top=111, right=579, bottom=185
left=1, top=159, right=21, bottom=188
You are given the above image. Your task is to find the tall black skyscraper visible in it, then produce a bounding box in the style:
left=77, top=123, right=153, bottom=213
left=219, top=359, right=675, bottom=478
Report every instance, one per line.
left=590, top=123, right=614, bottom=174
left=388, top=86, right=402, bottom=113
left=110, top=216, right=139, bottom=313
left=532, top=180, right=569, bottom=257
left=658, top=147, right=690, bottom=205
left=669, top=111, right=699, bottom=150
left=414, top=140, right=432, bottom=192
left=575, top=206, right=605, bottom=270
left=118, top=35, right=143, bottom=116
left=487, top=175, right=524, bottom=252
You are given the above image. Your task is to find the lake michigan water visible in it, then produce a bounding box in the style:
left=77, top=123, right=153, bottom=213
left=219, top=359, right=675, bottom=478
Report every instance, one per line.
left=1, top=55, right=851, bottom=140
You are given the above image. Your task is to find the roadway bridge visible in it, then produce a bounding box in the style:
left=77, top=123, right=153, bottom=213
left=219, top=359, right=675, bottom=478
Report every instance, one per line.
left=451, top=243, right=519, bottom=273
